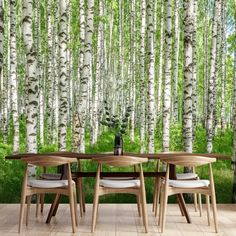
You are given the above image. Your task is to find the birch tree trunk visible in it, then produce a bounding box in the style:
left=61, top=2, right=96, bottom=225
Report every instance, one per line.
left=10, top=0, right=19, bottom=153
left=192, top=0, right=198, bottom=140
left=58, top=0, right=68, bottom=151
left=147, top=0, right=155, bottom=153
left=220, top=0, right=226, bottom=132
left=0, top=0, right=3, bottom=75
left=157, top=0, right=164, bottom=117
left=140, top=0, right=146, bottom=153
left=162, top=0, right=172, bottom=152
left=72, top=0, right=85, bottom=151
left=92, top=0, right=103, bottom=145
left=22, top=0, right=39, bottom=154
left=203, top=3, right=209, bottom=128
left=172, top=0, right=179, bottom=122
left=78, top=0, right=94, bottom=153
left=232, top=0, right=236, bottom=203
left=207, top=0, right=220, bottom=153
left=183, top=0, right=194, bottom=153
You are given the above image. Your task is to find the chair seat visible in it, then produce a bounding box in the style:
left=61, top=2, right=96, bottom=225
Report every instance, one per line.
left=100, top=179, right=140, bottom=188
left=169, top=179, right=210, bottom=188
left=176, top=173, right=198, bottom=180
left=28, top=179, right=74, bottom=188
left=40, top=173, right=62, bottom=180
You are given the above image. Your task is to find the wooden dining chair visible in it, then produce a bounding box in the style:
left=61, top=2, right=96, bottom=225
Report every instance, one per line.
left=36, top=160, right=85, bottom=217
left=91, top=156, right=149, bottom=233
left=18, top=156, right=78, bottom=233
left=158, top=155, right=218, bottom=233
left=153, top=152, right=201, bottom=216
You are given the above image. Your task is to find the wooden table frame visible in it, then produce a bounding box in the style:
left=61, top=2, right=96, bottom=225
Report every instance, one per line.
left=5, top=152, right=229, bottom=225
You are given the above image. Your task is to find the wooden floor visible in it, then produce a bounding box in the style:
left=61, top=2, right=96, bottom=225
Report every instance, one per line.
left=0, top=204, right=236, bottom=236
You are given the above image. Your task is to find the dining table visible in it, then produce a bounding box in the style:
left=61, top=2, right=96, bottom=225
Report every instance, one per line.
left=5, top=151, right=229, bottom=225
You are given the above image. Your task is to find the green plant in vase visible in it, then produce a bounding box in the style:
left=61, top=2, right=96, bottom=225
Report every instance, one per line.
left=100, top=101, right=132, bottom=155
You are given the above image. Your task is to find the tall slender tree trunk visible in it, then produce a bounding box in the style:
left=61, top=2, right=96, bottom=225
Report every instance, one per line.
left=192, top=0, right=198, bottom=140
left=78, top=0, right=94, bottom=153
left=22, top=0, right=39, bottom=155
left=172, top=0, right=179, bottom=122
left=0, top=0, right=3, bottom=76
left=92, top=0, right=103, bottom=145
left=147, top=0, right=155, bottom=153
left=207, top=0, right=220, bottom=153
left=72, top=0, right=85, bottom=152
left=183, top=0, right=194, bottom=154
left=232, top=0, right=236, bottom=203
left=162, top=0, right=172, bottom=152
left=58, top=0, right=68, bottom=151
left=140, top=0, right=146, bottom=153
left=157, top=0, right=164, bottom=118
left=10, top=0, right=19, bottom=153
left=203, top=2, right=209, bottom=128
left=220, top=0, right=226, bottom=132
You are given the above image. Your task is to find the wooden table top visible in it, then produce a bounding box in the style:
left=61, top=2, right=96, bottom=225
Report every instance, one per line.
left=5, top=151, right=230, bottom=160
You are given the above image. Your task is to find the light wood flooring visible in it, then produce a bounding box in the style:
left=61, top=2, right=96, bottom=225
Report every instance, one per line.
left=0, top=204, right=236, bottom=236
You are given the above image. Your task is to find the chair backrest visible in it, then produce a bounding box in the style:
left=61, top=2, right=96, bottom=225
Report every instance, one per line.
left=21, top=155, right=77, bottom=167
left=161, top=155, right=216, bottom=167
left=92, top=156, right=148, bottom=167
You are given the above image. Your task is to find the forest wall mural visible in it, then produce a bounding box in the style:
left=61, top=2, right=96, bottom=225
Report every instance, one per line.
left=0, top=0, right=236, bottom=203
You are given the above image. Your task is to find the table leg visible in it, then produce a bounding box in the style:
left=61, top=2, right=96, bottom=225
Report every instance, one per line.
left=176, top=194, right=191, bottom=223
left=46, top=193, right=61, bottom=224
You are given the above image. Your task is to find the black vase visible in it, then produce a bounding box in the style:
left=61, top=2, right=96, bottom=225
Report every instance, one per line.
left=114, top=133, right=123, bottom=155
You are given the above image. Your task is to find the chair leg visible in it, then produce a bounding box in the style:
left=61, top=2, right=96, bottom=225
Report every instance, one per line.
left=161, top=186, right=168, bottom=233
left=206, top=195, right=211, bottom=226
left=136, top=195, right=141, bottom=217
left=73, top=185, right=78, bottom=226
left=82, top=179, right=86, bottom=213
left=77, top=178, right=83, bottom=217
left=193, top=193, right=198, bottom=212
left=26, top=196, right=31, bottom=226
left=211, top=193, right=219, bottom=233
left=18, top=193, right=26, bottom=233
left=36, top=194, right=40, bottom=217
left=154, top=177, right=161, bottom=217
left=198, top=193, right=202, bottom=217
left=91, top=190, right=99, bottom=233
left=69, top=187, right=76, bottom=233
left=152, top=177, right=158, bottom=212
left=158, top=186, right=163, bottom=226
left=40, top=193, right=45, bottom=213
left=140, top=191, right=148, bottom=233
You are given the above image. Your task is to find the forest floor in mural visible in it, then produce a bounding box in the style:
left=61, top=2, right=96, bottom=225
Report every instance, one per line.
left=0, top=124, right=233, bottom=204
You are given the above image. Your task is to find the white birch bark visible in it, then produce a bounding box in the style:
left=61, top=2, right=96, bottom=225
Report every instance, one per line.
left=77, top=0, right=94, bottom=153
left=0, top=0, right=3, bottom=75
left=147, top=0, right=155, bottom=153
left=140, top=0, right=146, bottom=153
left=157, top=0, right=164, bottom=118
left=220, top=0, right=226, bottom=132
left=162, top=0, right=172, bottom=152
left=203, top=4, right=209, bottom=127
left=22, top=0, right=39, bottom=154
left=10, top=0, right=19, bottom=153
left=172, top=0, right=179, bottom=122
left=72, top=0, right=85, bottom=151
left=58, top=0, right=68, bottom=151
left=207, top=0, right=220, bottom=153
left=192, top=0, right=198, bottom=139
left=92, top=0, right=103, bottom=145
left=183, top=0, right=194, bottom=153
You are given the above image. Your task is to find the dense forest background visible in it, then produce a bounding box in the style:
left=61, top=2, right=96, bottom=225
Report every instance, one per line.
left=0, top=0, right=236, bottom=203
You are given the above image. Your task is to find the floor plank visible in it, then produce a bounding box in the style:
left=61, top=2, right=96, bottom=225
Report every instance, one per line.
left=0, top=204, right=235, bottom=236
